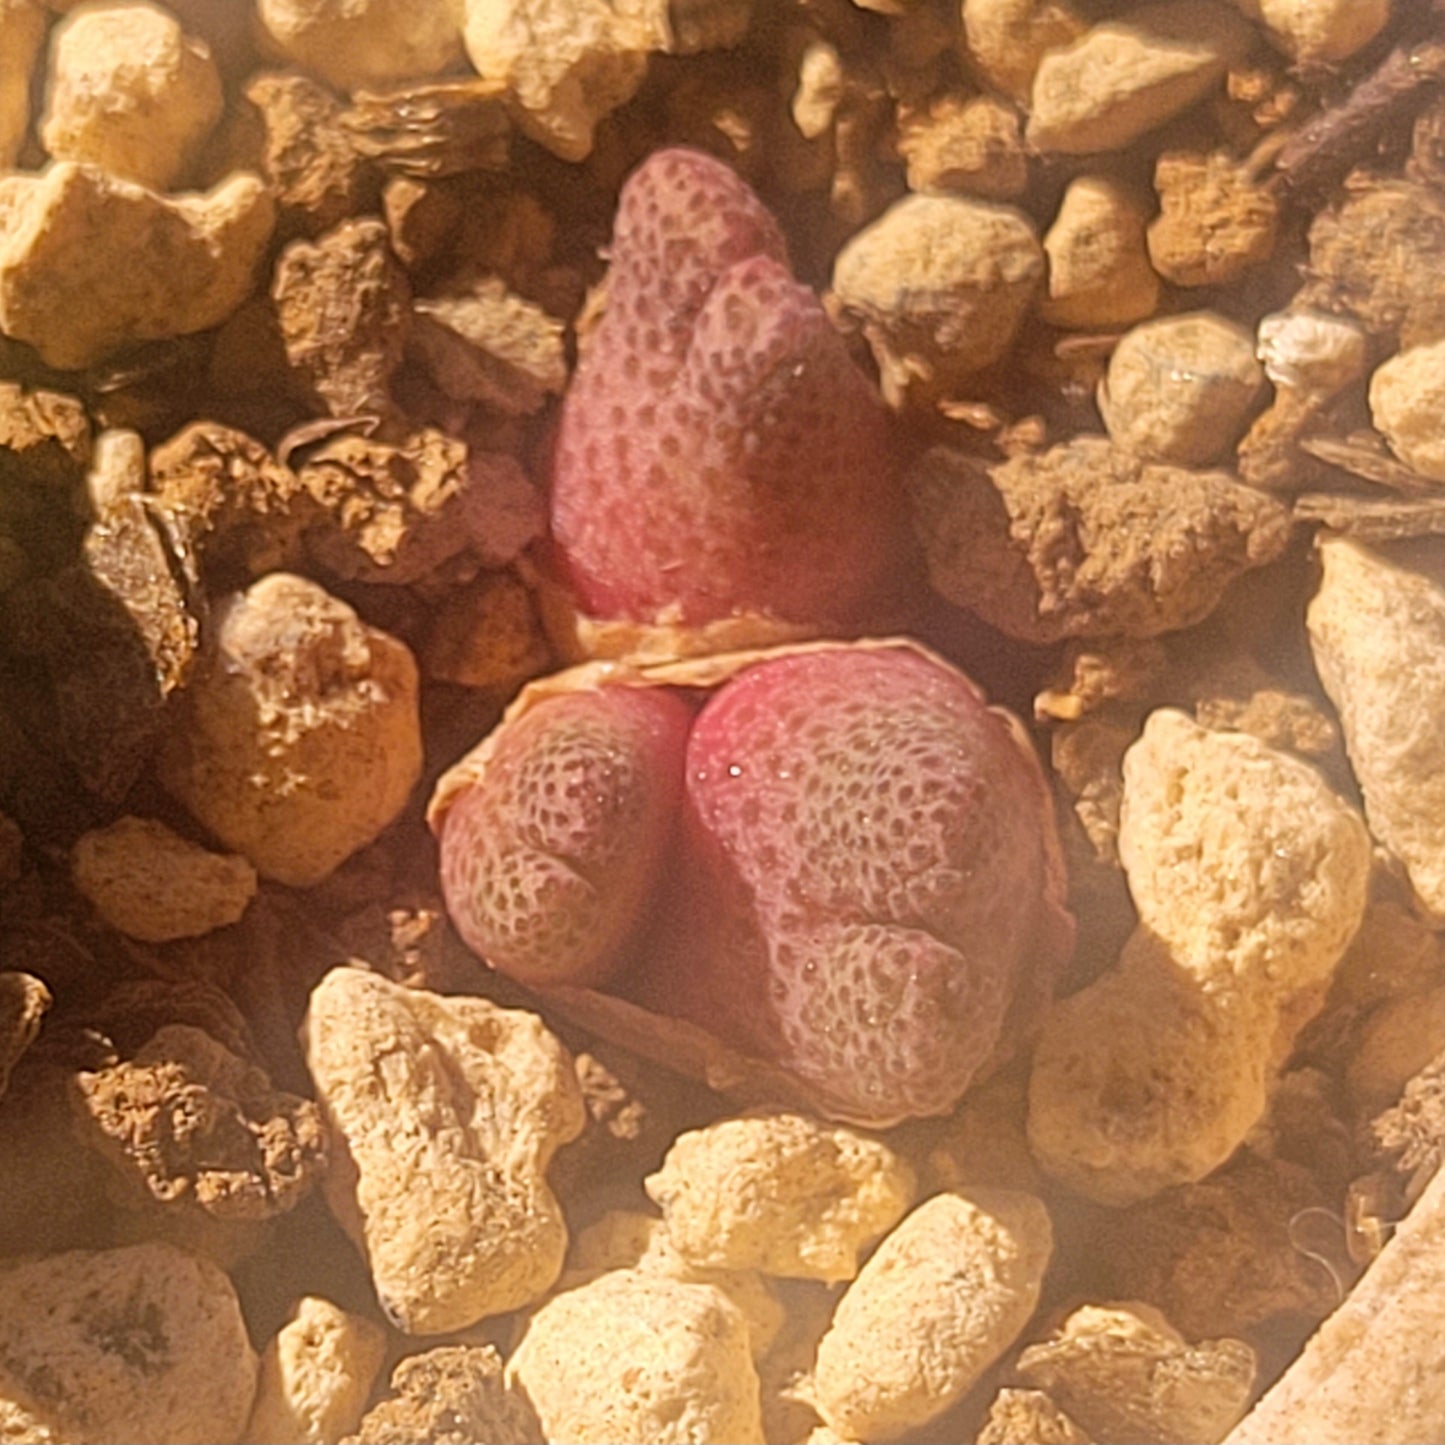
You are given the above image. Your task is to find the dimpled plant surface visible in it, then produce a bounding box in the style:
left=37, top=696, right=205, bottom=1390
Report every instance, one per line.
left=675, top=648, right=1071, bottom=1121
left=548, top=146, right=908, bottom=631
left=435, top=646, right=1072, bottom=1125
left=438, top=685, right=692, bottom=989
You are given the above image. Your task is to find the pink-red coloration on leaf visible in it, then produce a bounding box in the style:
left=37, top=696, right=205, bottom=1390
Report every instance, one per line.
left=674, top=648, right=1071, bottom=1120
left=437, top=686, right=692, bottom=988
left=550, top=146, right=906, bottom=629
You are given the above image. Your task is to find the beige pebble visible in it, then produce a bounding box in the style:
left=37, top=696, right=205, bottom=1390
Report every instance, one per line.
left=463, top=0, right=670, bottom=162
left=158, top=573, right=422, bottom=888
left=343, top=1344, right=541, bottom=1445
left=1016, top=1301, right=1256, bottom=1445
left=645, top=1109, right=916, bottom=1284
left=908, top=436, right=1291, bottom=645
left=1369, top=339, right=1445, bottom=483
left=301, top=966, right=585, bottom=1335
left=1039, top=175, right=1160, bottom=330
left=1032, top=710, right=1369, bottom=1205
left=0, top=1241, right=258, bottom=1444
left=962, top=0, right=1087, bottom=104
left=84, top=427, right=146, bottom=517
left=976, top=1388, right=1094, bottom=1445
left=1027, top=932, right=1275, bottom=1205
left=508, top=1269, right=764, bottom=1444
left=256, top=0, right=463, bottom=93
left=412, top=279, right=568, bottom=416
left=792, top=39, right=844, bottom=141
left=1307, top=537, right=1445, bottom=922
left=71, top=815, right=257, bottom=944
left=813, top=1189, right=1054, bottom=1441
left=0, top=163, right=275, bottom=370
left=1118, top=708, right=1371, bottom=1004
left=1346, top=983, right=1445, bottom=1117
left=42, top=1, right=222, bottom=191
left=1230, top=0, right=1390, bottom=65
left=246, top=1296, right=387, bottom=1445
left=343, top=1344, right=540, bottom=1445
left=1028, top=2, right=1255, bottom=155
left=1257, top=308, right=1368, bottom=395
left=896, top=94, right=1029, bottom=200
left=1099, top=311, right=1264, bottom=466
left=0, top=1, right=45, bottom=169
left=1147, top=150, right=1279, bottom=289
left=830, top=192, right=1043, bottom=404
left=567, top=1210, right=785, bottom=1361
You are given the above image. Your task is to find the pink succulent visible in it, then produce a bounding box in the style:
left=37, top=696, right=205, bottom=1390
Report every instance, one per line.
left=549, top=147, right=906, bottom=631
left=435, top=646, right=1072, bottom=1124
left=437, top=686, right=692, bottom=989
left=671, top=647, right=1072, bottom=1119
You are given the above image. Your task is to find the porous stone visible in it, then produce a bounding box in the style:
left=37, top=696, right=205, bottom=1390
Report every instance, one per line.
left=1027, top=3, right=1256, bottom=156
left=157, top=572, right=422, bottom=888
left=256, top=0, right=464, bottom=93
left=41, top=1, right=223, bottom=190
left=1308, top=537, right=1445, bottom=922
left=0, top=1241, right=258, bottom=1444
left=301, top=966, right=585, bottom=1334
left=70, top=815, right=257, bottom=943
left=831, top=192, right=1043, bottom=404
left=0, top=162, right=275, bottom=370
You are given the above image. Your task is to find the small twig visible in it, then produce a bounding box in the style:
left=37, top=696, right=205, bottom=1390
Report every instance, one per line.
left=276, top=413, right=381, bottom=470
left=1270, top=36, right=1445, bottom=203
left=1300, top=433, right=1445, bottom=497
left=1294, top=492, right=1445, bottom=542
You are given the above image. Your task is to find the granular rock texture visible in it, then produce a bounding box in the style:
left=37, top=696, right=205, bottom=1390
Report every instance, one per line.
left=1016, top=1301, right=1256, bottom=1445
left=909, top=437, right=1292, bottom=644
left=1308, top=537, right=1445, bottom=921
left=644, top=1108, right=915, bottom=1282
left=0, top=163, right=275, bottom=370
left=0, top=1241, right=258, bottom=1444
left=40, top=1, right=223, bottom=191
left=256, top=0, right=464, bottom=93
left=1026, top=2, right=1256, bottom=155
left=158, top=572, right=422, bottom=887
left=71, top=1023, right=327, bottom=1220
left=247, top=1294, right=386, bottom=1445
left=566, top=1208, right=784, bottom=1361
left=830, top=192, right=1044, bottom=402
left=1030, top=712, right=1370, bottom=1204
left=70, top=815, right=257, bottom=944
left=507, top=1269, right=763, bottom=1445
left=301, top=967, right=585, bottom=1335
left=813, top=1189, right=1054, bottom=1440
left=344, top=1345, right=542, bottom=1445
